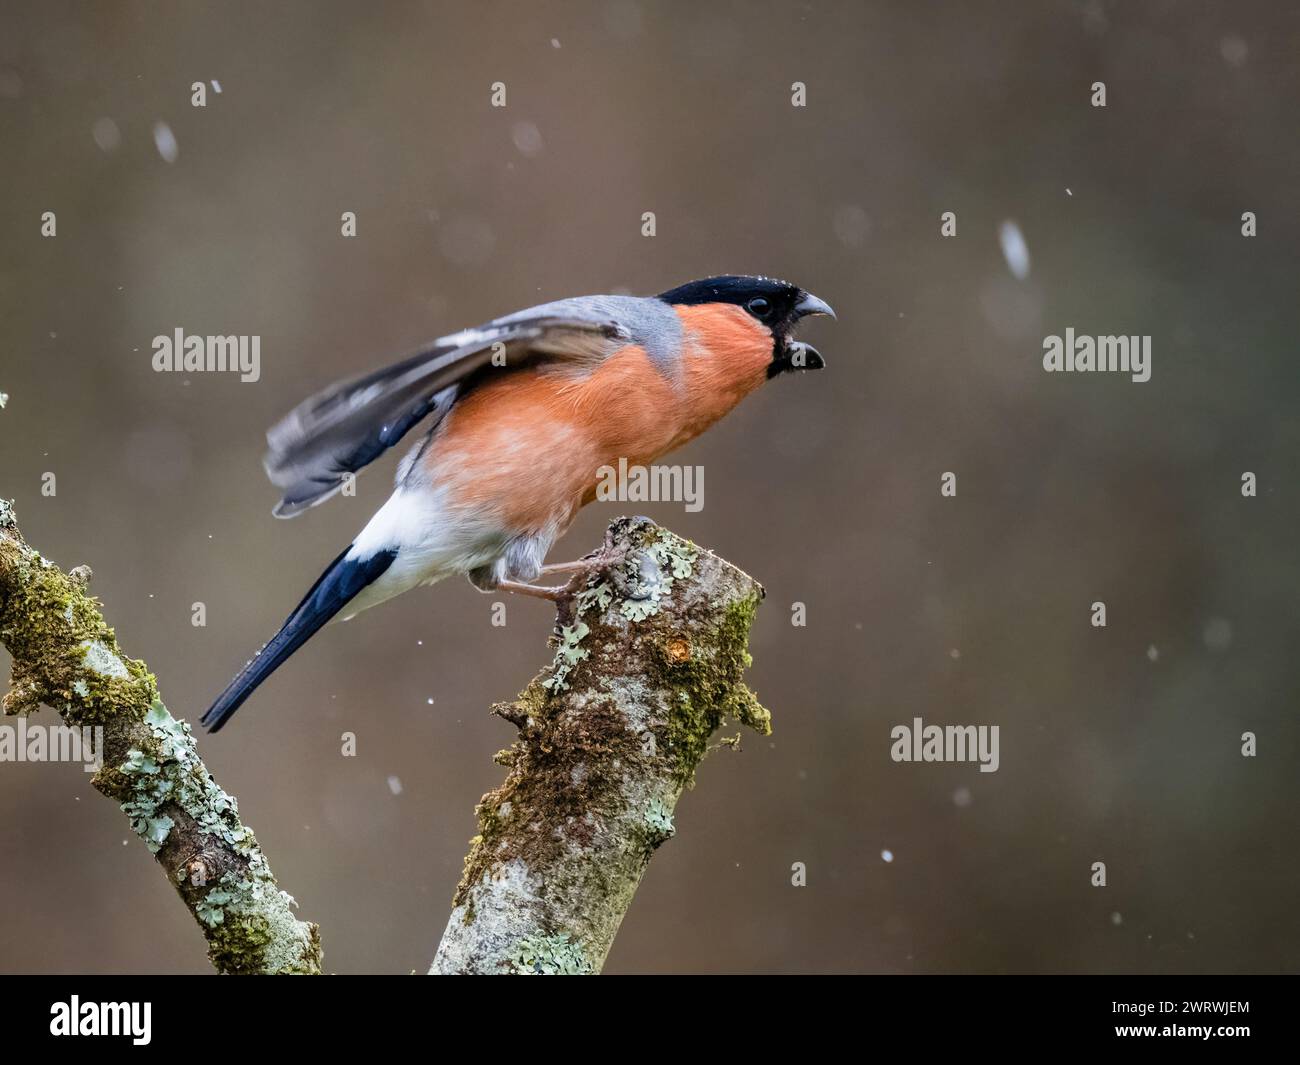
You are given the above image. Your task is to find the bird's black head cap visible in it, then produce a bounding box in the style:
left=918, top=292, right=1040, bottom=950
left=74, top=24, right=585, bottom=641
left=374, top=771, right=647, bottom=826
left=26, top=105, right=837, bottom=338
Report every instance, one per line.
left=659, top=274, right=801, bottom=319
left=657, top=274, right=834, bottom=375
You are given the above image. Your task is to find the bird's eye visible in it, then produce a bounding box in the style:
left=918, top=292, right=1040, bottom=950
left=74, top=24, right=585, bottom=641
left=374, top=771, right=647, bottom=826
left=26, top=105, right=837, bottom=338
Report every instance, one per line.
left=747, top=297, right=771, bottom=318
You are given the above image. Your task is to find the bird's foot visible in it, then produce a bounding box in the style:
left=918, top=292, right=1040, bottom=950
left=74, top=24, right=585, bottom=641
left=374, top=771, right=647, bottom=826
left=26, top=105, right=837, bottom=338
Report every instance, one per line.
left=493, top=559, right=606, bottom=604
left=503, top=533, right=641, bottom=612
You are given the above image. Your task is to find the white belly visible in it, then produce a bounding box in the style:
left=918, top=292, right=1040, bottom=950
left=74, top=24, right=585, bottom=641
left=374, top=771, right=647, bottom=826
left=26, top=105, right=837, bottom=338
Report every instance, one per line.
left=338, top=487, right=508, bottom=620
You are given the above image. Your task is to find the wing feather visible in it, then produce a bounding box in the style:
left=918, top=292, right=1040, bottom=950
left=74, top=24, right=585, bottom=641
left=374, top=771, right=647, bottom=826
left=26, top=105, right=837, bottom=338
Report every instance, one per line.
left=263, top=315, right=626, bottom=517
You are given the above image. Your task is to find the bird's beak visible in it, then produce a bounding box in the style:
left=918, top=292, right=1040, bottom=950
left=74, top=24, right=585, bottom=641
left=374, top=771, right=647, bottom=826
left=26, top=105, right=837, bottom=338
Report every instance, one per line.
left=786, top=341, right=824, bottom=370
left=770, top=289, right=832, bottom=377
left=771, top=290, right=832, bottom=376
left=793, top=291, right=836, bottom=320
left=770, top=339, right=825, bottom=377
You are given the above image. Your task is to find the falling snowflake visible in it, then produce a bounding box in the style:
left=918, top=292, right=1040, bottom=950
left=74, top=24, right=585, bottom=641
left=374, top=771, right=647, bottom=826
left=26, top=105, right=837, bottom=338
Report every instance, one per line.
left=153, top=121, right=178, bottom=163
left=92, top=117, right=121, bottom=152
left=998, top=220, right=1031, bottom=280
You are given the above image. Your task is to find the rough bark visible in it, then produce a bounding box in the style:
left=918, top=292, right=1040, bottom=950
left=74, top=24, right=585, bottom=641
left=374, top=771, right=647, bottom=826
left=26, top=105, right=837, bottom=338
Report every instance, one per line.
left=431, top=516, right=770, bottom=975
left=0, top=499, right=321, bottom=975
left=1, top=497, right=767, bottom=976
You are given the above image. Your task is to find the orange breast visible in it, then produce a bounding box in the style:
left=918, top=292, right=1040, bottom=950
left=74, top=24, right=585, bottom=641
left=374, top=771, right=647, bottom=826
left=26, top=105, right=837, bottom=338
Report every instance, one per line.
left=428, top=303, right=773, bottom=534
left=670, top=303, right=774, bottom=445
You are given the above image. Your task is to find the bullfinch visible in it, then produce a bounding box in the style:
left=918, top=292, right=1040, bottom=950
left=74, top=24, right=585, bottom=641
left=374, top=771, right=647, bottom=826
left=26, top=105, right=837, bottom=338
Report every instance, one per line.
left=200, top=275, right=833, bottom=731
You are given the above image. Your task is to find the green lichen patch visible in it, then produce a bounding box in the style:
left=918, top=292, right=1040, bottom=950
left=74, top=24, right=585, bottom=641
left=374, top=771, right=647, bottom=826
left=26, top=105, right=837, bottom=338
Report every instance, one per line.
left=616, top=536, right=695, bottom=621
left=573, top=579, right=614, bottom=615
left=196, top=886, right=237, bottom=927
left=542, top=532, right=700, bottom=692
left=79, top=639, right=130, bottom=679
left=504, top=932, right=594, bottom=975
left=113, top=698, right=261, bottom=861
left=542, top=620, right=590, bottom=693
left=110, top=697, right=316, bottom=971
left=643, top=797, right=676, bottom=846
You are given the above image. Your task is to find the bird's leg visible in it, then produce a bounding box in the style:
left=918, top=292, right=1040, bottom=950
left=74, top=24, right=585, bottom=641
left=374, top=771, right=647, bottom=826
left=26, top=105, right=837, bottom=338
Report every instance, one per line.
left=538, top=560, right=597, bottom=579
left=496, top=579, right=571, bottom=602
left=541, top=539, right=631, bottom=583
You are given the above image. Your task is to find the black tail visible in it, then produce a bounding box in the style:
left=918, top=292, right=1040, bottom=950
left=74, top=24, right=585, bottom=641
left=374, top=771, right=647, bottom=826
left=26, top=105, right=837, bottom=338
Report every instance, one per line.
left=200, top=545, right=398, bottom=732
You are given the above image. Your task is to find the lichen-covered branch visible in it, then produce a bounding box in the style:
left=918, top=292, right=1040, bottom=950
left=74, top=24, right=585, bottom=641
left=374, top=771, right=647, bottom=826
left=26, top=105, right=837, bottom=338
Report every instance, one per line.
left=431, top=516, right=770, bottom=975
left=2, top=498, right=763, bottom=976
left=0, top=499, right=321, bottom=974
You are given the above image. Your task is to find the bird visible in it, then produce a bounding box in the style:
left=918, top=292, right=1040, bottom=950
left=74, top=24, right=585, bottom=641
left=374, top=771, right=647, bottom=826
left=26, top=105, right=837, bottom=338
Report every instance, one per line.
left=200, top=275, right=834, bottom=731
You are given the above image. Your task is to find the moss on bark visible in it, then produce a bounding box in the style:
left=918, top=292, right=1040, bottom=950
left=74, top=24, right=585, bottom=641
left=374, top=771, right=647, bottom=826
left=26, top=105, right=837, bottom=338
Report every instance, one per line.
left=0, top=499, right=322, bottom=975
left=432, top=517, right=769, bottom=975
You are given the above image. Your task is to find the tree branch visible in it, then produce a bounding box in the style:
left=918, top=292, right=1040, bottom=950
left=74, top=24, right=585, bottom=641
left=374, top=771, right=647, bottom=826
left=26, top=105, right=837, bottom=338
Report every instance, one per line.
left=2, top=499, right=766, bottom=976
left=431, top=516, right=770, bottom=975
left=0, top=499, right=321, bottom=975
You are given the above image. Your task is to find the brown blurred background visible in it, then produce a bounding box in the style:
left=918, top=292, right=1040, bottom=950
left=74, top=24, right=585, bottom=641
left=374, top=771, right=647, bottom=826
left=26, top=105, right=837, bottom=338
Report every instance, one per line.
left=1, top=0, right=1297, bottom=974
